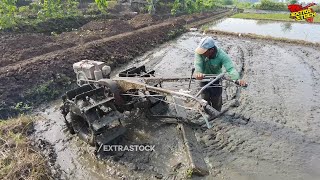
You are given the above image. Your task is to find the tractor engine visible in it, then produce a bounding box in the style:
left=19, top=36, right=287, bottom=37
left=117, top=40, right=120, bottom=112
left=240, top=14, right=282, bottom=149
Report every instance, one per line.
left=73, top=60, right=111, bottom=86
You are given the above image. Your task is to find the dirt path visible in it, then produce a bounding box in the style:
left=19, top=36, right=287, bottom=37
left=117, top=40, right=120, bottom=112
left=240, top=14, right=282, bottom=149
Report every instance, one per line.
left=33, top=31, right=320, bottom=179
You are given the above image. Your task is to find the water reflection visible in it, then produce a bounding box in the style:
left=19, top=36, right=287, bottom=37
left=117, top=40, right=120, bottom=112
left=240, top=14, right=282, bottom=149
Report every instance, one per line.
left=209, top=18, right=320, bottom=43
left=281, top=22, right=293, bottom=32
left=256, top=20, right=274, bottom=25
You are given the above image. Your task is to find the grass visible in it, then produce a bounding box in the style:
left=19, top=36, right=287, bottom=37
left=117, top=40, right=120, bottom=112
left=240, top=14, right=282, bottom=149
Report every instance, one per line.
left=0, top=116, right=53, bottom=180
left=231, top=13, right=320, bottom=23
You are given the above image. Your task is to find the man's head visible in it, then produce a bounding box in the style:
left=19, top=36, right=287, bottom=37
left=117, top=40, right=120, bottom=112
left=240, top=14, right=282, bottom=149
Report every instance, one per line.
left=195, top=36, right=217, bottom=59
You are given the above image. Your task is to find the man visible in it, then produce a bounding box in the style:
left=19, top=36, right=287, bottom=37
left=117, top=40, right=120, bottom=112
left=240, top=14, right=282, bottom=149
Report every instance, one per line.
left=194, top=36, right=247, bottom=111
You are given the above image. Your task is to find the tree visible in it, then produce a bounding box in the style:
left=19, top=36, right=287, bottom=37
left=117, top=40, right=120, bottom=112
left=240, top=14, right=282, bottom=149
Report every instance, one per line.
left=289, top=0, right=297, bottom=4
left=146, top=0, right=157, bottom=14
left=223, top=0, right=233, bottom=5
left=0, top=0, right=18, bottom=29
left=95, top=0, right=108, bottom=13
left=38, top=0, right=80, bottom=18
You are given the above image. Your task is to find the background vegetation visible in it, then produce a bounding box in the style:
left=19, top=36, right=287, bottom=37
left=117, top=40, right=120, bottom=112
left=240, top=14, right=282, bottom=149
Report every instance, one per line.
left=255, top=0, right=287, bottom=11
left=0, top=0, right=232, bottom=30
left=232, top=13, right=320, bottom=23
left=0, top=0, right=110, bottom=30
left=1, top=0, right=319, bottom=31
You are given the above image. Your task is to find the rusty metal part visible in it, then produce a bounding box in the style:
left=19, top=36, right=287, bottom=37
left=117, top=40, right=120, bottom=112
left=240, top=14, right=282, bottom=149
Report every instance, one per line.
left=119, top=65, right=155, bottom=77
left=98, top=79, right=125, bottom=106
left=109, top=77, right=220, bottom=127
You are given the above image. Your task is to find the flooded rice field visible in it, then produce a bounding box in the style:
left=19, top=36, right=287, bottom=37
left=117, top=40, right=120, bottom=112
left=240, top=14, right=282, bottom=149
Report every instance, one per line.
left=34, top=29, right=320, bottom=180
left=208, top=18, right=320, bottom=43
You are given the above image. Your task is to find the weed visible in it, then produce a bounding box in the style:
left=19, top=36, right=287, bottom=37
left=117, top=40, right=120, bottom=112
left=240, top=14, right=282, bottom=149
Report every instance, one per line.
left=13, top=102, right=32, bottom=112
left=186, top=168, right=193, bottom=178
left=0, top=116, right=53, bottom=179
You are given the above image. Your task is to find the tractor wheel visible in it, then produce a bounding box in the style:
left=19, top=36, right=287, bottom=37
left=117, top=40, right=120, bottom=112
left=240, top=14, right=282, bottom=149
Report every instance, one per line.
left=70, top=112, right=96, bottom=146
left=64, top=112, right=76, bottom=134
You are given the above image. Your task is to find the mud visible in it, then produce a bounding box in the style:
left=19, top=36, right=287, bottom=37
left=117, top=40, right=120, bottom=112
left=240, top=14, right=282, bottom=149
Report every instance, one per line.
left=129, top=14, right=160, bottom=29
left=33, top=31, right=320, bottom=179
left=125, top=32, right=320, bottom=179
left=34, top=101, right=190, bottom=179
left=56, top=19, right=135, bottom=45
left=0, top=19, right=135, bottom=68
left=199, top=33, right=320, bottom=180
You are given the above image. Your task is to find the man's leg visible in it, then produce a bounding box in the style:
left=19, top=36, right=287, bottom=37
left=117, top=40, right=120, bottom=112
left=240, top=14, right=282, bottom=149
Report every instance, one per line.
left=200, top=81, right=222, bottom=111
left=199, top=82, right=211, bottom=104
left=210, top=94, right=222, bottom=111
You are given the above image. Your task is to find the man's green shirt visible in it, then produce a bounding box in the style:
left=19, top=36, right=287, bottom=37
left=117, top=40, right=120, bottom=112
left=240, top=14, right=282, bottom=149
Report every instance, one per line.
left=194, top=48, right=240, bottom=80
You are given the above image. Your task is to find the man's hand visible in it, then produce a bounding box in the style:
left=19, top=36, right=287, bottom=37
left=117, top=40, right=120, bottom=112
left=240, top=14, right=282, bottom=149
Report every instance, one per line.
left=236, top=79, right=247, bottom=87
left=194, top=72, right=204, bottom=80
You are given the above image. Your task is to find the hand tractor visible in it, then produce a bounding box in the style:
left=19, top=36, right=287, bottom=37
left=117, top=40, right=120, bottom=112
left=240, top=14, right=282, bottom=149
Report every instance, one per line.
left=60, top=60, right=238, bottom=147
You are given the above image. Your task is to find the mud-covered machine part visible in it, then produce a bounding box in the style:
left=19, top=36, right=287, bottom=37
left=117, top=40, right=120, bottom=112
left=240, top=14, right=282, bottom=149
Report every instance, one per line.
left=61, top=60, right=221, bottom=147
left=61, top=60, right=127, bottom=147
left=60, top=60, right=163, bottom=147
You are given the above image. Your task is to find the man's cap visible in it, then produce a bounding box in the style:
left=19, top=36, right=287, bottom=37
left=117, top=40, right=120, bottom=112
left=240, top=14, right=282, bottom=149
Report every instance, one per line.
left=195, top=36, right=216, bottom=54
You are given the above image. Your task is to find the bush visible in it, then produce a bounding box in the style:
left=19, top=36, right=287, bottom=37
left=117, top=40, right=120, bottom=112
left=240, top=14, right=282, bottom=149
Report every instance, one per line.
left=223, top=0, right=233, bottom=5
left=0, top=0, right=112, bottom=30
left=16, top=0, right=31, bottom=7
left=0, top=0, right=18, bottom=29
left=170, top=0, right=221, bottom=15
left=38, top=0, right=81, bottom=19
left=313, top=5, right=320, bottom=13
left=233, top=0, right=252, bottom=9
left=255, top=0, right=287, bottom=11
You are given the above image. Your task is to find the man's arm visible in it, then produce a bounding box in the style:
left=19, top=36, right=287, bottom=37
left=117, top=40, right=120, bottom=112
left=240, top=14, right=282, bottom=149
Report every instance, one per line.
left=220, top=49, right=240, bottom=80
left=194, top=53, right=204, bottom=73
left=194, top=53, right=205, bottom=80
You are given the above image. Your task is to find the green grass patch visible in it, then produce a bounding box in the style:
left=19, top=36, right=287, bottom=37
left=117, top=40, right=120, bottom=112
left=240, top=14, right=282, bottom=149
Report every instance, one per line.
left=231, top=13, right=320, bottom=23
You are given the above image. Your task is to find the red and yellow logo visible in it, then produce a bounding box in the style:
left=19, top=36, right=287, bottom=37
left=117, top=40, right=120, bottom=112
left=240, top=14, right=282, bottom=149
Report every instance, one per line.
left=288, top=3, right=317, bottom=23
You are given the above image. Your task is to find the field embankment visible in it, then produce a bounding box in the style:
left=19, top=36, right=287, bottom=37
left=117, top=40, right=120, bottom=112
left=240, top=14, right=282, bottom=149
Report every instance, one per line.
left=232, top=13, right=320, bottom=23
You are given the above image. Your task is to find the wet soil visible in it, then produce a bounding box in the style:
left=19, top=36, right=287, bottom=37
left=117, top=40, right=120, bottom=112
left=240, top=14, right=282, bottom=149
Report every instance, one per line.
left=0, top=19, right=135, bottom=68
left=56, top=19, right=135, bottom=45
left=34, top=102, right=189, bottom=179
left=34, top=32, right=320, bottom=179
left=197, top=33, right=320, bottom=180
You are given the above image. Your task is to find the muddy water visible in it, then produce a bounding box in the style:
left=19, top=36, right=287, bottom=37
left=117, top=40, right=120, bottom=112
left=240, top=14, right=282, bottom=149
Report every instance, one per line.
left=35, top=31, right=320, bottom=180
left=209, top=18, right=320, bottom=43
left=34, top=101, right=190, bottom=179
